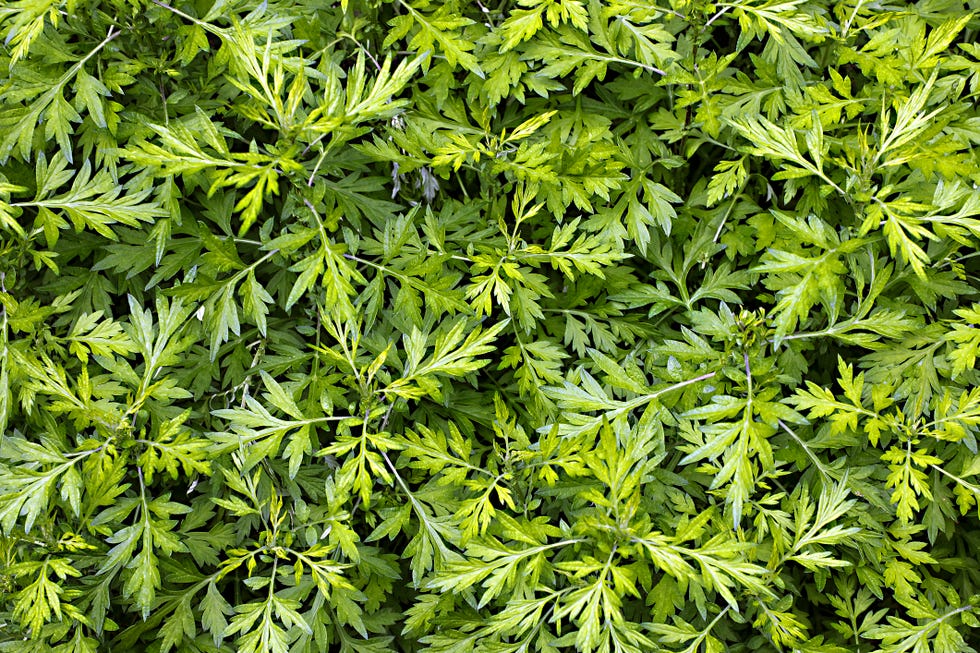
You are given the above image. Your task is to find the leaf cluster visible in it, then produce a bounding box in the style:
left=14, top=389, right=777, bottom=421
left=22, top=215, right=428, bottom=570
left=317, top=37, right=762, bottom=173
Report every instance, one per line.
left=2, top=1, right=980, bottom=652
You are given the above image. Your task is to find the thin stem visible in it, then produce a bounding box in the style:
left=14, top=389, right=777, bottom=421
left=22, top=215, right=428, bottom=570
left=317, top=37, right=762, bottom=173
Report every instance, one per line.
left=713, top=191, right=742, bottom=243
left=778, top=420, right=835, bottom=482
left=744, top=351, right=753, bottom=400
left=150, top=0, right=223, bottom=35
left=841, top=0, right=866, bottom=39
left=704, top=5, right=732, bottom=29
left=344, top=253, right=415, bottom=285
left=626, top=371, right=716, bottom=409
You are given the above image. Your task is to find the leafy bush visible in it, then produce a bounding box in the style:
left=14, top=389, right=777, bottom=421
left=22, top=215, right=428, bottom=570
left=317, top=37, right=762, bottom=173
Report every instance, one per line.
left=2, top=0, right=980, bottom=651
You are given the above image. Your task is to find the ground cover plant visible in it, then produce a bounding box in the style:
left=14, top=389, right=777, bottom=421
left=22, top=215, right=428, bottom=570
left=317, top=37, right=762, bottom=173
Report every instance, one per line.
left=2, top=0, right=980, bottom=651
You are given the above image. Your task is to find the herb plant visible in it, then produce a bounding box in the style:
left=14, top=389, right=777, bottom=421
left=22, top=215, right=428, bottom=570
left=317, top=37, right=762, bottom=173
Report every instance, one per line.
left=1, top=1, right=980, bottom=652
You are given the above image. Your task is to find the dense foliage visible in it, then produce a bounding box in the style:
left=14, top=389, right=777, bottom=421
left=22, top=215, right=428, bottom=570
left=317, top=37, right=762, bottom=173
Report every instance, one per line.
left=2, top=0, right=980, bottom=651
